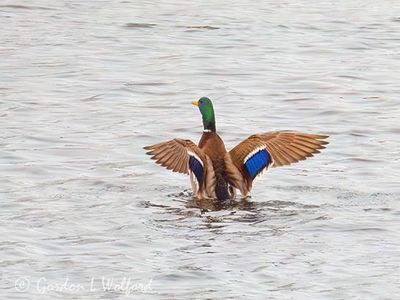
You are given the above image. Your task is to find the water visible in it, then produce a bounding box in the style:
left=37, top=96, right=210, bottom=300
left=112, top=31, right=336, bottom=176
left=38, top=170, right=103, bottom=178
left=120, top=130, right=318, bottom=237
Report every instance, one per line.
left=1, top=1, right=400, bottom=299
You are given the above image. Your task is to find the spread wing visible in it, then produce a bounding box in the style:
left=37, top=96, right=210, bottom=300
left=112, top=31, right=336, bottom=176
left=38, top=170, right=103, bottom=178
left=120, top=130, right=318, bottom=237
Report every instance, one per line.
left=225, top=131, right=328, bottom=195
left=143, top=138, right=208, bottom=186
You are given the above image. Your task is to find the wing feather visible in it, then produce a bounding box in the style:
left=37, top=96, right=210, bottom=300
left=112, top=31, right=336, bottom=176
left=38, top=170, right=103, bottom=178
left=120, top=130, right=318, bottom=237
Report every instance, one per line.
left=144, top=138, right=209, bottom=177
left=176, top=151, right=187, bottom=173
left=279, top=143, right=304, bottom=161
left=159, top=151, right=175, bottom=167
left=227, top=131, right=329, bottom=191
left=285, top=144, right=309, bottom=159
left=267, top=140, right=290, bottom=166
left=265, top=131, right=327, bottom=166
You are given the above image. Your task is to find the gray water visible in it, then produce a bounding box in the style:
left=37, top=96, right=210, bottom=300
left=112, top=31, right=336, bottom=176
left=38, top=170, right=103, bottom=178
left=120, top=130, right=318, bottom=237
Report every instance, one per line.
left=1, top=1, right=400, bottom=299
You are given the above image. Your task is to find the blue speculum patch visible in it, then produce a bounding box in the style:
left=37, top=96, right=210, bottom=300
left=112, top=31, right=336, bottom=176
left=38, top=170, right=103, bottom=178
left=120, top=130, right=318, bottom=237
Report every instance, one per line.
left=189, top=156, right=204, bottom=186
left=245, top=149, right=271, bottom=179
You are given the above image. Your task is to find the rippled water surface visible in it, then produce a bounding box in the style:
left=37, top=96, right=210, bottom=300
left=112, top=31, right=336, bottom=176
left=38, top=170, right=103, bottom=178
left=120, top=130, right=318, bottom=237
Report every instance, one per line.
left=1, top=1, right=400, bottom=299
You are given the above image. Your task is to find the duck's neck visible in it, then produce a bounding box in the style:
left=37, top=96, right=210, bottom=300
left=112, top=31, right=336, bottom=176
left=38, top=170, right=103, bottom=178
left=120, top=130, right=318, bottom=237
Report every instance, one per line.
left=201, top=107, right=216, bottom=132
left=203, top=119, right=216, bottom=132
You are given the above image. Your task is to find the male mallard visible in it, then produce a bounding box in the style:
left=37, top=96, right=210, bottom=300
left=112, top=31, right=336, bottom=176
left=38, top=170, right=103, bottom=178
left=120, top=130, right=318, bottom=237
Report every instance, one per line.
left=144, top=97, right=328, bottom=200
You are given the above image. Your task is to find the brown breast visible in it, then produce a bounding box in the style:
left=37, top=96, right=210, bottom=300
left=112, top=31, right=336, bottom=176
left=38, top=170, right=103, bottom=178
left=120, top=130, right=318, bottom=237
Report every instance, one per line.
left=198, top=132, right=227, bottom=163
left=199, top=132, right=230, bottom=199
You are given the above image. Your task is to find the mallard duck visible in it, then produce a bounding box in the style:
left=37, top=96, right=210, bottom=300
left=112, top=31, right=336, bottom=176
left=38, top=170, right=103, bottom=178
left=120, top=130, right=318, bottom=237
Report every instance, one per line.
left=144, top=97, right=328, bottom=200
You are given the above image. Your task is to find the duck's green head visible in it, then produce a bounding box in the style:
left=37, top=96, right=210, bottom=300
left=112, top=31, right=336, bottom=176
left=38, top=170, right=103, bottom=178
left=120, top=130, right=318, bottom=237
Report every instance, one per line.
left=192, top=97, right=216, bottom=132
